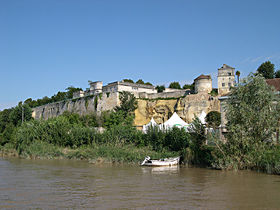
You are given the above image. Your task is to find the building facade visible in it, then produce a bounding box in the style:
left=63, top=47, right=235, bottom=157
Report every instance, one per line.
left=218, top=64, right=235, bottom=95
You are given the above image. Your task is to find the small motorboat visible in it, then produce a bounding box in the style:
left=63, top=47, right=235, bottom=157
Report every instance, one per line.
left=141, top=156, right=180, bottom=166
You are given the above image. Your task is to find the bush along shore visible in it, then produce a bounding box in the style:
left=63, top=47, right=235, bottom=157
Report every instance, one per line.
left=1, top=78, right=280, bottom=175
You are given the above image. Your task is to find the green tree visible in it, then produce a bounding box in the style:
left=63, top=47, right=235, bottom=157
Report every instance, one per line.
left=215, top=74, right=280, bottom=169
left=169, top=82, right=181, bottom=89
left=275, top=70, right=280, bottom=78
left=136, top=79, right=145, bottom=84
left=205, top=111, right=221, bottom=129
left=156, top=85, right=165, bottom=93
left=145, top=82, right=153, bottom=86
left=183, top=83, right=195, bottom=90
left=236, top=70, right=241, bottom=83
left=9, top=104, right=32, bottom=126
left=256, top=61, right=275, bottom=79
left=66, top=86, right=82, bottom=99
left=114, top=91, right=138, bottom=118
left=123, top=79, right=134, bottom=83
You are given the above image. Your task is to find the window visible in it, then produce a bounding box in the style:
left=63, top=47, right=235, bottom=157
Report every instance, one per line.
left=228, top=73, right=231, bottom=76
left=132, top=87, right=138, bottom=90
left=228, top=83, right=231, bottom=87
left=222, top=83, right=225, bottom=87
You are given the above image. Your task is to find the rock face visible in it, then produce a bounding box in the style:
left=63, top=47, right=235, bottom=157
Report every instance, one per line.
left=134, top=93, right=220, bottom=125
left=32, top=92, right=220, bottom=126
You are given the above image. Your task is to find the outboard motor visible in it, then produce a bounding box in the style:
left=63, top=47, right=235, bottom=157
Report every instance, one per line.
left=141, top=156, right=151, bottom=165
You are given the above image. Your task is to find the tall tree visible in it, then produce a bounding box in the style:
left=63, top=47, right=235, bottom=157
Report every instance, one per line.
left=216, top=75, right=280, bottom=169
left=256, top=61, right=275, bottom=79
left=236, top=70, right=241, bottom=83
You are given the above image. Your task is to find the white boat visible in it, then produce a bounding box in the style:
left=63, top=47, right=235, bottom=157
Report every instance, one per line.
left=141, top=156, right=180, bottom=166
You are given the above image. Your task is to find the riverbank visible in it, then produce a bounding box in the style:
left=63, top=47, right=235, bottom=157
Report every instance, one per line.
left=0, top=142, right=178, bottom=165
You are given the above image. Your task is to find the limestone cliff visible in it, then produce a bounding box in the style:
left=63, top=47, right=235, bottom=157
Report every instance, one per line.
left=134, top=93, right=220, bottom=125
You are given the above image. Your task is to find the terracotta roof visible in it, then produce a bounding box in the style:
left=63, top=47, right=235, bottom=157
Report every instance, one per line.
left=194, top=74, right=211, bottom=81
left=266, top=78, right=280, bottom=91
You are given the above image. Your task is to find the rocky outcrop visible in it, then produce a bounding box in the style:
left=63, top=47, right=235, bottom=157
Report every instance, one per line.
left=134, top=93, right=220, bottom=125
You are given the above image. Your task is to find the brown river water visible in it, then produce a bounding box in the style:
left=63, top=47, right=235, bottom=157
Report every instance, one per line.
left=0, top=158, right=280, bottom=209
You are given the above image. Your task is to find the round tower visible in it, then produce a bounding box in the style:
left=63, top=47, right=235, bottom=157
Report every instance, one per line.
left=194, top=75, right=212, bottom=93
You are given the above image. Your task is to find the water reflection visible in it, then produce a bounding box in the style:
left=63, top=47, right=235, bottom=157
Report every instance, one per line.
left=141, top=166, right=180, bottom=175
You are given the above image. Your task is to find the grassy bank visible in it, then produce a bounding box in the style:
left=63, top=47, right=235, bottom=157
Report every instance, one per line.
left=0, top=141, right=178, bottom=164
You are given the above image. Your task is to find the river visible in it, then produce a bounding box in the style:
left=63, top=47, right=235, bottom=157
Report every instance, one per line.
left=0, top=158, right=280, bottom=209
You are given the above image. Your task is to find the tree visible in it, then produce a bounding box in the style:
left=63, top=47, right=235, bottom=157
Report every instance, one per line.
left=275, top=70, right=280, bottom=78
left=169, top=82, right=181, bottom=89
left=123, top=79, right=134, bottom=83
left=256, top=61, right=275, bottom=79
left=183, top=83, right=195, bottom=90
left=136, top=79, right=145, bottom=84
left=65, top=86, right=82, bottom=99
left=217, top=74, right=280, bottom=169
left=145, top=82, right=153, bottom=86
left=156, top=85, right=165, bottom=93
left=205, top=111, right=221, bottom=128
left=114, top=91, right=137, bottom=117
left=236, top=70, right=241, bottom=83
left=9, top=104, right=32, bottom=126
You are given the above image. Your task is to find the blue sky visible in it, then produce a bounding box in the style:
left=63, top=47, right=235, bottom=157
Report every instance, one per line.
left=1, top=0, right=280, bottom=110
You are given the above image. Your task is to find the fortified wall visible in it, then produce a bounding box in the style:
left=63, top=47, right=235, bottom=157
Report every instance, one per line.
left=32, top=92, right=120, bottom=120
left=32, top=64, right=235, bottom=126
left=32, top=91, right=220, bottom=126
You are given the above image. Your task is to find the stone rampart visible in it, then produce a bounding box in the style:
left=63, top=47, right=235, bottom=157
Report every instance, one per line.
left=32, top=92, right=220, bottom=127
left=32, top=92, right=119, bottom=120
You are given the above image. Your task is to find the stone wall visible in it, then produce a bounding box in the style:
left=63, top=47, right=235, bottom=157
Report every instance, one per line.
left=32, top=92, right=220, bottom=126
left=32, top=92, right=120, bottom=120
left=138, top=90, right=189, bottom=99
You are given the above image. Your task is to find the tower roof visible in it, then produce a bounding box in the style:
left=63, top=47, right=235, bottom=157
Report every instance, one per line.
left=219, top=64, right=235, bottom=70
left=194, top=74, right=211, bottom=81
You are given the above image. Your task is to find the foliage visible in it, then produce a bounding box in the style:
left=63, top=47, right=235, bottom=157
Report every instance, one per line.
left=156, top=85, right=165, bottom=93
left=210, top=89, right=218, bottom=96
left=145, top=82, right=153, bottom=86
left=123, top=79, right=134, bottom=83
left=114, top=91, right=137, bottom=118
left=169, top=82, right=181, bottom=89
left=212, top=75, right=280, bottom=170
left=0, top=104, right=32, bottom=146
left=205, top=111, right=221, bottom=129
left=236, top=70, right=241, bottom=83
left=143, top=126, right=190, bottom=153
left=183, top=83, right=195, bottom=90
left=188, top=117, right=212, bottom=165
left=256, top=61, right=275, bottom=79
left=275, top=70, right=280, bottom=78
left=24, top=86, right=82, bottom=108
left=136, top=79, right=145, bottom=84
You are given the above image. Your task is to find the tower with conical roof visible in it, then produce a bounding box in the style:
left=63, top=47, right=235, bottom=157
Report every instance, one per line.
left=218, top=64, right=235, bottom=95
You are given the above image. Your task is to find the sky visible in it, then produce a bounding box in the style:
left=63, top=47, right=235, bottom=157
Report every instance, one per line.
left=1, top=0, right=280, bottom=110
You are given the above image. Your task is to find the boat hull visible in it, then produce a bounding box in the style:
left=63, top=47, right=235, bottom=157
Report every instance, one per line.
left=141, top=157, right=180, bottom=167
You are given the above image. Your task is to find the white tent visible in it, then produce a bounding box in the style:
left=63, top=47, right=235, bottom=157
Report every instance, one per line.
left=198, top=111, right=207, bottom=124
left=159, top=112, right=189, bottom=130
left=142, top=118, right=158, bottom=133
